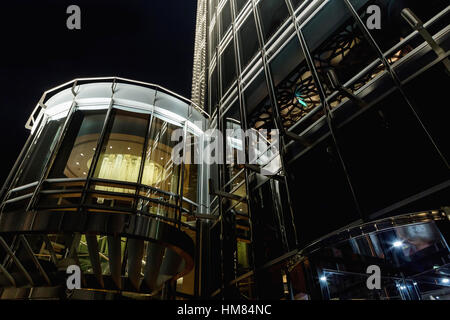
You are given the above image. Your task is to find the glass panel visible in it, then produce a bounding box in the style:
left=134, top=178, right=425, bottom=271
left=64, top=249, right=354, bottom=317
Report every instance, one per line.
left=305, top=220, right=450, bottom=300
left=210, top=66, right=219, bottom=112
left=221, top=40, right=237, bottom=95
left=50, top=110, right=106, bottom=179
left=349, top=0, right=449, bottom=54
left=238, top=12, right=259, bottom=70
left=210, top=22, right=217, bottom=60
left=209, top=0, right=218, bottom=21
left=142, top=115, right=182, bottom=194
left=15, top=117, right=65, bottom=186
left=220, top=1, right=232, bottom=39
left=183, top=131, right=200, bottom=203
left=338, top=90, right=449, bottom=214
left=271, top=35, right=323, bottom=131
left=94, top=110, right=148, bottom=184
left=258, top=0, right=290, bottom=42
left=224, top=100, right=244, bottom=183
left=302, top=0, right=382, bottom=105
left=234, top=0, right=248, bottom=16
left=244, top=70, right=273, bottom=130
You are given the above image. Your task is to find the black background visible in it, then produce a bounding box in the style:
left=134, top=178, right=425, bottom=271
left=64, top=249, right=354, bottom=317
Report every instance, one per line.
left=0, top=0, right=197, bottom=183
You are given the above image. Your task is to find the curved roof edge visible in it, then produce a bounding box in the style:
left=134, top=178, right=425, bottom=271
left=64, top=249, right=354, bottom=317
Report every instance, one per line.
left=25, top=77, right=210, bottom=130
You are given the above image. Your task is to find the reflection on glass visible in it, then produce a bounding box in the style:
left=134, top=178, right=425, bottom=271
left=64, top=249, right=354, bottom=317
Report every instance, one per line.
left=50, top=111, right=106, bottom=179
left=258, top=0, right=289, bottom=42
left=142, top=116, right=181, bottom=193
left=238, top=12, right=259, bottom=71
left=15, top=117, right=65, bottom=186
left=225, top=102, right=244, bottom=182
left=183, top=131, right=199, bottom=203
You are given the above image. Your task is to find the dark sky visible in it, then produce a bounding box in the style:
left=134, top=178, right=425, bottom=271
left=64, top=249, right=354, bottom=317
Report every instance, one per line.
left=0, top=0, right=197, bottom=183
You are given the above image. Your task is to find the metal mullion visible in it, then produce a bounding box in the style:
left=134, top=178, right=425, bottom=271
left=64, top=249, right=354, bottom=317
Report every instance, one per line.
left=252, top=0, right=297, bottom=250
left=176, top=123, right=188, bottom=229
left=19, top=235, right=51, bottom=285
left=209, top=0, right=227, bottom=299
left=26, top=82, right=80, bottom=214
left=230, top=0, right=259, bottom=299
left=134, top=90, right=156, bottom=213
left=285, top=0, right=364, bottom=221
left=343, top=0, right=448, bottom=169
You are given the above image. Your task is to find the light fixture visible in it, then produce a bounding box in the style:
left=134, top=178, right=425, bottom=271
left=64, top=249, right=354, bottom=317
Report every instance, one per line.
left=109, top=146, right=113, bottom=149
left=319, top=276, right=327, bottom=282
left=80, top=153, right=84, bottom=156
left=128, top=147, right=131, bottom=150
left=399, top=286, right=406, bottom=290
left=392, top=240, right=403, bottom=248
left=76, top=162, right=80, bottom=165
left=413, top=282, right=417, bottom=286
left=441, top=278, right=449, bottom=284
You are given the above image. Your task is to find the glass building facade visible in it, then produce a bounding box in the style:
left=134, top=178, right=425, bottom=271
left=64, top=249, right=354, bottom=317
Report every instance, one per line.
left=0, top=0, right=449, bottom=301
left=192, top=0, right=450, bottom=300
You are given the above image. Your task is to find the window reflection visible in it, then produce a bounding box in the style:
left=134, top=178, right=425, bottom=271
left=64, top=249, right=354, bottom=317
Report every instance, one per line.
left=183, top=131, right=200, bottom=203
left=16, top=117, right=65, bottom=186
left=50, top=111, right=106, bottom=179
left=142, top=116, right=181, bottom=193
left=258, top=0, right=290, bottom=42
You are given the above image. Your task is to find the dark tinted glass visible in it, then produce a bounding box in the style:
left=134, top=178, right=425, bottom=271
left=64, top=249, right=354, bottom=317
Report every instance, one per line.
left=220, top=1, right=232, bottom=39
left=238, top=13, right=259, bottom=69
left=234, top=0, right=248, bottom=15
left=16, top=117, right=65, bottom=185
left=221, top=41, right=237, bottom=94
left=258, top=0, right=290, bottom=42
left=210, top=66, right=219, bottom=111
left=50, top=111, right=106, bottom=179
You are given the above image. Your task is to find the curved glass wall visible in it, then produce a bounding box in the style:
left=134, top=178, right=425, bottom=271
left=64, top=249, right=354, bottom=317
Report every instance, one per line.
left=3, top=82, right=209, bottom=224
left=0, top=80, right=208, bottom=298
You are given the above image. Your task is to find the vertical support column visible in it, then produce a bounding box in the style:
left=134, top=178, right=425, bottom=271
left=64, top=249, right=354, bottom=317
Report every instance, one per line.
left=250, top=0, right=299, bottom=251
left=134, top=90, right=156, bottom=214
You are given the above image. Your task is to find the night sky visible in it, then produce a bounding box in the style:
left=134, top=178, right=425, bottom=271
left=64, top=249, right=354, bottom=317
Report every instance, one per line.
left=0, top=0, right=197, bottom=183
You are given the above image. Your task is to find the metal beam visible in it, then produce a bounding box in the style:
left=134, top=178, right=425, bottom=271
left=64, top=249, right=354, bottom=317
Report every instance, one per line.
left=0, top=236, right=34, bottom=286
left=85, top=234, right=104, bottom=288
left=19, top=235, right=51, bottom=285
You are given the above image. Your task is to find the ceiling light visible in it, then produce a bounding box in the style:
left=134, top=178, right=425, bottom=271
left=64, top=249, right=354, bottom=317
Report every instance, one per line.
left=393, top=240, right=403, bottom=248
